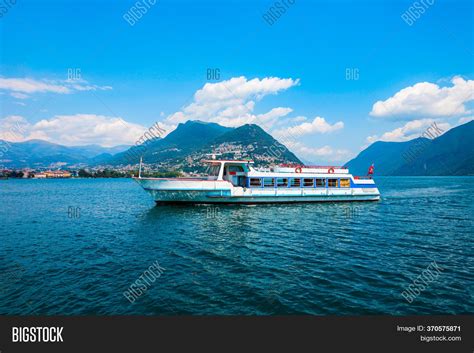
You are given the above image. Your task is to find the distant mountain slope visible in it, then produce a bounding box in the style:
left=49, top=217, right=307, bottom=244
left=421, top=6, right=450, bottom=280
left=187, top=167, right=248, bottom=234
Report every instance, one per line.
left=392, top=120, right=474, bottom=175
left=0, top=140, right=87, bottom=168
left=346, top=121, right=474, bottom=176
left=0, top=140, right=130, bottom=168
left=72, top=144, right=131, bottom=157
left=345, top=139, right=426, bottom=175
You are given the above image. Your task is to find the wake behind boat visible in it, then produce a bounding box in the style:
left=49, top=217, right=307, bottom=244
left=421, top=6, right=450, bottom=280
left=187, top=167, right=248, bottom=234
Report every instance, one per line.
left=134, top=159, right=380, bottom=204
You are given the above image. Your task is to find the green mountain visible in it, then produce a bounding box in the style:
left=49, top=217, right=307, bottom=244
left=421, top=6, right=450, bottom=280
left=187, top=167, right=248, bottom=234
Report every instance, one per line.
left=107, top=120, right=232, bottom=165
left=107, top=121, right=302, bottom=172
left=346, top=120, right=474, bottom=176
left=201, top=124, right=301, bottom=166
left=0, top=139, right=130, bottom=169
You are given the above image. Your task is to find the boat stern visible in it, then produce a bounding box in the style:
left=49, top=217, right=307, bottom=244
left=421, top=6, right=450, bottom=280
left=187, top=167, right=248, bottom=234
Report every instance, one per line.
left=351, top=177, right=380, bottom=201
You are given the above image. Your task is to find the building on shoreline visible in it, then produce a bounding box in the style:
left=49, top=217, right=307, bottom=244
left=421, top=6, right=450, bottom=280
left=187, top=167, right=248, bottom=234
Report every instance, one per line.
left=34, top=170, right=72, bottom=179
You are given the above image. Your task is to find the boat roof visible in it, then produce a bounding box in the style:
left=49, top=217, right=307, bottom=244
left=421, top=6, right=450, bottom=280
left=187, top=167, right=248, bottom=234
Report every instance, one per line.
left=202, top=159, right=254, bottom=164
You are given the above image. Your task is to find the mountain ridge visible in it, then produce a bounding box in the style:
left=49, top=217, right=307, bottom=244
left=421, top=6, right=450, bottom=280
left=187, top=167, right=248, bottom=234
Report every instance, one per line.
left=345, top=120, right=474, bottom=176
left=108, top=121, right=302, bottom=172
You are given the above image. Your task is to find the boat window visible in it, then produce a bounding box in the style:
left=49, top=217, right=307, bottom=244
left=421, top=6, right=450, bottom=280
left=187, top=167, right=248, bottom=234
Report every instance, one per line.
left=328, top=178, right=338, bottom=187
left=303, top=178, right=314, bottom=187
left=249, top=178, right=262, bottom=187
left=206, top=164, right=221, bottom=177
left=228, top=165, right=244, bottom=172
left=263, top=178, right=275, bottom=188
left=340, top=178, right=350, bottom=188
left=316, top=178, right=326, bottom=187
left=276, top=178, right=288, bottom=187
left=290, top=178, right=301, bottom=187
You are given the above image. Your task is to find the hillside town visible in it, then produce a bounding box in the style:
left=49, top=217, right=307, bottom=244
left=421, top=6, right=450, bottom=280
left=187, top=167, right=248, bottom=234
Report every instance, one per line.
left=0, top=168, right=130, bottom=179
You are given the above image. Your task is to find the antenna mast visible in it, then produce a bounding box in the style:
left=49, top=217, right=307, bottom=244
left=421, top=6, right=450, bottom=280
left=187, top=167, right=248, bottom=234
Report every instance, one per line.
left=139, top=156, right=143, bottom=178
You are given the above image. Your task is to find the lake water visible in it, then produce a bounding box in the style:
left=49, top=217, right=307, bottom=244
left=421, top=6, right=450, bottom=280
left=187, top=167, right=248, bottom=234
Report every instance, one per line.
left=0, top=177, right=472, bottom=315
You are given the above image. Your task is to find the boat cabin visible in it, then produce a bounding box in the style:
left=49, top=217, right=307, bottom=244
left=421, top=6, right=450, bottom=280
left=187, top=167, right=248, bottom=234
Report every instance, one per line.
left=203, top=160, right=252, bottom=187
left=203, top=160, right=357, bottom=189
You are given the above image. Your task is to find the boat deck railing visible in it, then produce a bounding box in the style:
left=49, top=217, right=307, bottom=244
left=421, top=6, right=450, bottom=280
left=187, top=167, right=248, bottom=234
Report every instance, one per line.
left=279, top=164, right=348, bottom=169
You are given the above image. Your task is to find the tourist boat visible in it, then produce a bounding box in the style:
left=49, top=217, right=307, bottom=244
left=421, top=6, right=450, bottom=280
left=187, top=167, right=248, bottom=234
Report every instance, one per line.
left=134, top=159, right=380, bottom=204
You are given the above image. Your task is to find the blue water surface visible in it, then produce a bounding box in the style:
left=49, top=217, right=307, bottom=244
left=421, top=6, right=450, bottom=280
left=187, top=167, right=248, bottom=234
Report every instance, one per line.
left=0, top=177, right=472, bottom=315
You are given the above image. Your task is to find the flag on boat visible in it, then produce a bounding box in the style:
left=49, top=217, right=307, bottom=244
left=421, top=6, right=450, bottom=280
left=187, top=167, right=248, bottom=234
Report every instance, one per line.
left=367, top=164, right=374, bottom=175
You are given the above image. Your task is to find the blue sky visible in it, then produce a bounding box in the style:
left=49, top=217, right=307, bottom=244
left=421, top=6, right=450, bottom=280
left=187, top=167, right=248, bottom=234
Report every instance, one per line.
left=0, top=0, right=473, bottom=163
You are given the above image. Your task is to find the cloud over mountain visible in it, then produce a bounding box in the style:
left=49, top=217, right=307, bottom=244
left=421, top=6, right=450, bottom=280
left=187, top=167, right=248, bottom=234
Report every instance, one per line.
left=274, top=116, right=344, bottom=138
left=165, top=76, right=299, bottom=128
left=366, top=119, right=451, bottom=143
left=0, top=114, right=146, bottom=147
left=370, top=77, right=474, bottom=119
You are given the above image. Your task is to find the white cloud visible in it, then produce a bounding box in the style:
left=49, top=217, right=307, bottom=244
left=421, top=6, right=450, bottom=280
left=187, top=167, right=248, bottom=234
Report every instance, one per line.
left=285, top=141, right=351, bottom=162
left=273, top=116, right=344, bottom=140
left=290, top=116, right=307, bottom=123
left=0, top=77, right=112, bottom=96
left=68, top=83, right=112, bottom=92
left=0, top=78, right=71, bottom=94
left=370, top=76, right=474, bottom=118
left=458, top=116, right=473, bottom=125
left=165, top=76, right=299, bottom=128
left=257, top=107, right=293, bottom=122
left=194, top=76, right=299, bottom=102
left=366, top=119, right=450, bottom=143
left=11, top=92, right=29, bottom=99
left=0, top=114, right=146, bottom=147
left=0, top=116, right=29, bottom=142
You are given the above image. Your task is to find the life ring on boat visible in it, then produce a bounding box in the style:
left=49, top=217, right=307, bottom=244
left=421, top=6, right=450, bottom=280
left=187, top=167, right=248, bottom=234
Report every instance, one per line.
left=328, top=167, right=335, bottom=174
left=295, top=167, right=302, bottom=173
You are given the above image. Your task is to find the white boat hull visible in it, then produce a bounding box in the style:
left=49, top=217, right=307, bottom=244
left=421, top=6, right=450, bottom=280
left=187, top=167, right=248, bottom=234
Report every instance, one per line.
left=134, top=177, right=380, bottom=204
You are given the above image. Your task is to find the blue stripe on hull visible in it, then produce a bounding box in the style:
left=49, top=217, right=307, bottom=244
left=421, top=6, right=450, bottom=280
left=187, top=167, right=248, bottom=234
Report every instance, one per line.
left=156, top=197, right=380, bottom=205
left=148, top=192, right=380, bottom=204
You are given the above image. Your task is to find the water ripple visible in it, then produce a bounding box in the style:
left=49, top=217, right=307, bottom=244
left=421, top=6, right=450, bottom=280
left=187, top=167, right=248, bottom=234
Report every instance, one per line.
left=0, top=177, right=473, bottom=315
